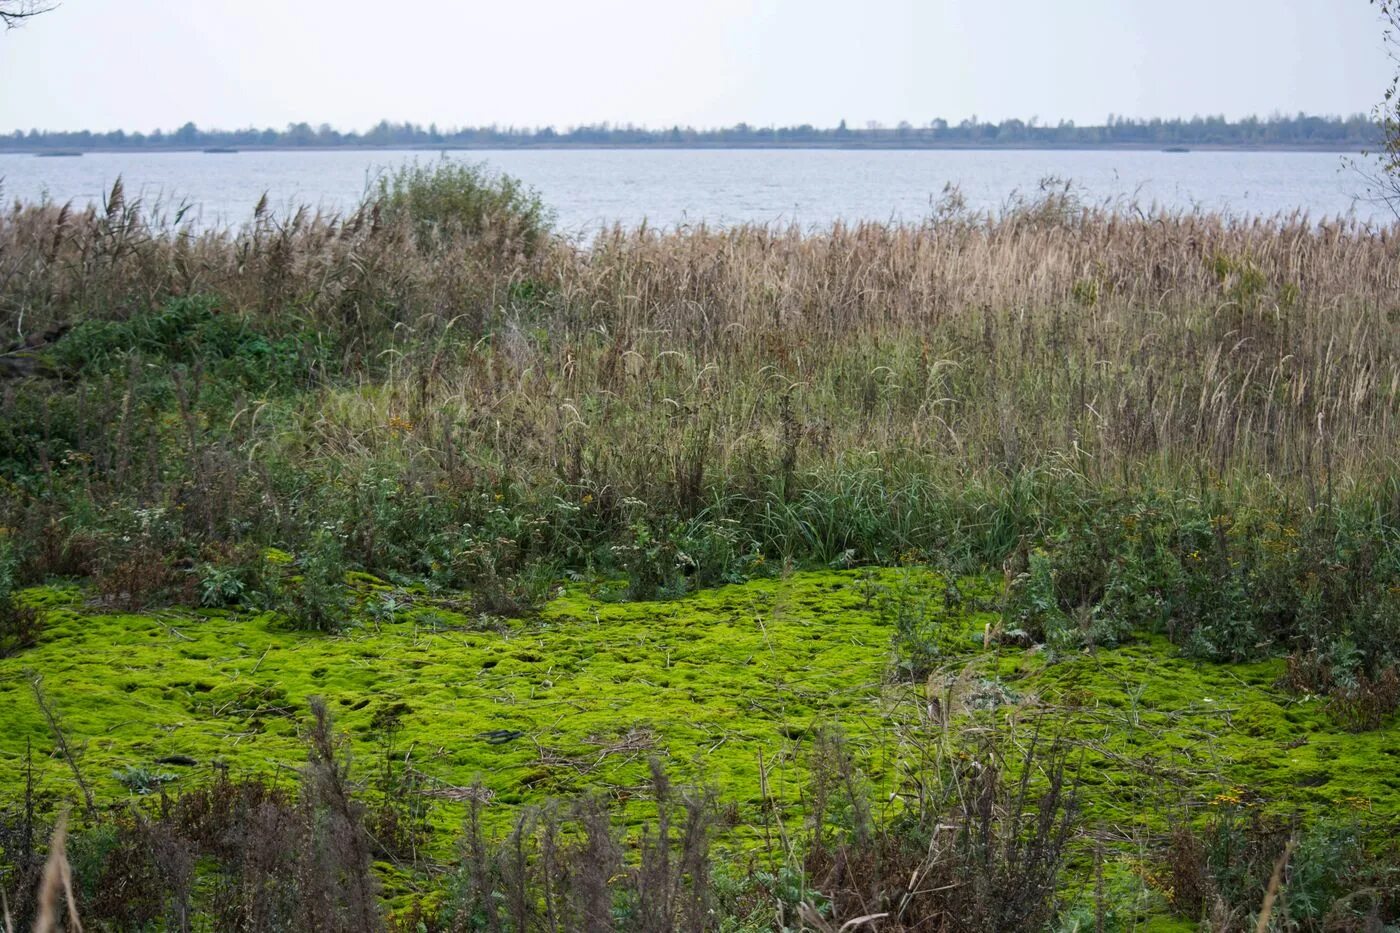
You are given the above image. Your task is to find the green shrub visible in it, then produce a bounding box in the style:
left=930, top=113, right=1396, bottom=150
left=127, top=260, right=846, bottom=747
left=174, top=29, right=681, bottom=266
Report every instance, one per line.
left=608, top=516, right=761, bottom=602
left=278, top=529, right=352, bottom=633
left=613, top=519, right=684, bottom=601
left=1284, top=820, right=1375, bottom=925
left=193, top=545, right=275, bottom=609
left=877, top=570, right=988, bottom=680
left=0, top=539, right=41, bottom=657
left=50, top=296, right=325, bottom=389
left=1002, top=493, right=1400, bottom=693
left=374, top=159, right=553, bottom=257
left=1162, top=809, right=1397, bottom=929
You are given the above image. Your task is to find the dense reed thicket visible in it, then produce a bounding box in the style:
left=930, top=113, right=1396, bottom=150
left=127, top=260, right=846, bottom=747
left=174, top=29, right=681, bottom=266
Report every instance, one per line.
left=1, top=165, right=1398, bottom=690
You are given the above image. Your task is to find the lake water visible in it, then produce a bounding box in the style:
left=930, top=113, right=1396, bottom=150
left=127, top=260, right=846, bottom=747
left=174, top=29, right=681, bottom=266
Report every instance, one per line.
left=0, top=148, right=1388, bottom=235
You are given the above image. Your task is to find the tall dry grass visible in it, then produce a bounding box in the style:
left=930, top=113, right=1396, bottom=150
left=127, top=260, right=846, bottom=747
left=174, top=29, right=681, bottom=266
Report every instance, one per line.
left=0, top=170, right=540, bottom=364
left=6, top=181, right=1396, bottom=476
left=518, top=200, right=1400, bottom=483
left=1, top=169, right=1397, bottom=590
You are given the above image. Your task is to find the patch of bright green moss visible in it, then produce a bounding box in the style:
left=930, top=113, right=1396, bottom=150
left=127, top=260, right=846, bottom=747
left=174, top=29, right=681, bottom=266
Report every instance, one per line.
left=4, top=569, right=1398, bottom=927
left=0, top=569, right=991, bottom=846
left=994, top=637, right=1400, bottom=828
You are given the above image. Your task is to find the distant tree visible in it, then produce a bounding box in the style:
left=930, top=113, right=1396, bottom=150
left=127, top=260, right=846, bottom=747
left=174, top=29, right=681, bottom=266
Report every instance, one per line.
left=286, top=122, right=316, bottom=146
left=0, top=0, right=53, bottom=28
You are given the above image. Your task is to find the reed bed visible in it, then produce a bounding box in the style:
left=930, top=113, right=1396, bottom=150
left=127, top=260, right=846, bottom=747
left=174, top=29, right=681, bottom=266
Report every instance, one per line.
left=1, top=166, right=1397, bottom=656
left=5, top=180, right=1396, bottom=490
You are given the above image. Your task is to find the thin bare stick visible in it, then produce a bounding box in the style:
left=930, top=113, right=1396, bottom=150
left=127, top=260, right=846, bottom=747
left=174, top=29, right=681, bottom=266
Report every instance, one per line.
left=29, top=676, right=96, bottom=820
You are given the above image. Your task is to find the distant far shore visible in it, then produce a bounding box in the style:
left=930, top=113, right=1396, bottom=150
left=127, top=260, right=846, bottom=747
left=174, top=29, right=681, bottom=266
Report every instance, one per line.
left=0, top=142, right=1374, bottom=155
left=6, top=114, right=1377, bottom=155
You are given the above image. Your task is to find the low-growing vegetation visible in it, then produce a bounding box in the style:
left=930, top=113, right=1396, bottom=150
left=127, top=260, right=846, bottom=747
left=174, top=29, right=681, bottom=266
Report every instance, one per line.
left=1, top=162, right=1398, bottom=928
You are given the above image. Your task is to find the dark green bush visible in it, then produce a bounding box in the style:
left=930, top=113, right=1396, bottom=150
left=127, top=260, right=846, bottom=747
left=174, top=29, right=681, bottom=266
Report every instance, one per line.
left=1003, top=492, right=1400, bottom=704
left=375, top=159, right=553, bottom=257
left=51, top=296, right=326, bottom=389
left=277, top=529, right=352, bottom=633
left=1163, top=809, right=1399, bottom=929
left=0, top=539, right=41, bottom=656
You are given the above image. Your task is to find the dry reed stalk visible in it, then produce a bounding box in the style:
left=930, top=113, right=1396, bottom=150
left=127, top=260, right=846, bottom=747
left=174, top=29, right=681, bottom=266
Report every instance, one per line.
left=31, top=812, right=80, bottom=933
left=1254, top=837, right=1296, bottom=933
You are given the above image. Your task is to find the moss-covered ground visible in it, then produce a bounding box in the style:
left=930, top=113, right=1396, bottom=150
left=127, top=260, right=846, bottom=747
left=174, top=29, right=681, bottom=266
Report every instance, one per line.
left=1, top=571, right=987, bottom=833
left=3, top=568, right=1398, bottom=925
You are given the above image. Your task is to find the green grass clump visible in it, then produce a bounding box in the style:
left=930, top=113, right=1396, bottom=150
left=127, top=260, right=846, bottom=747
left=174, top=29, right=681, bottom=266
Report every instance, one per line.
left=1002, top=492, right=1400, bottom=678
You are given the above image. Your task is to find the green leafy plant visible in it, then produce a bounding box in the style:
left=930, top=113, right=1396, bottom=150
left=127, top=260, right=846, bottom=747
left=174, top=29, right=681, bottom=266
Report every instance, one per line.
left=364, top=591, right=407, bottom=627
left=375, top=158, right=553, bottom=257
left=112, top=765, right=178, bottom=796
left=0, top=538, right=41, bottom=657
left=278, top=529, right=352, bottom=633
left=194, top=562, right=247, bottom=608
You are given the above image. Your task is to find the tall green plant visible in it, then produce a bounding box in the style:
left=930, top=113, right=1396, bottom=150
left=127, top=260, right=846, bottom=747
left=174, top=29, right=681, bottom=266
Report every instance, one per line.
left=374, top=159, right=553, bottom=256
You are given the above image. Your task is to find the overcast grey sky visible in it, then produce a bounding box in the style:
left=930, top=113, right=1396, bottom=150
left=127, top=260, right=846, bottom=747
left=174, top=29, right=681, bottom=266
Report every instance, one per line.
left=0, top=1, right=1392, bottom=132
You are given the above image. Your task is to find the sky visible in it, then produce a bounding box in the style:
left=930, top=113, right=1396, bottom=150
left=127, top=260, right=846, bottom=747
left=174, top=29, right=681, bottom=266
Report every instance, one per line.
left=0, top=0, right=1393, bottom=133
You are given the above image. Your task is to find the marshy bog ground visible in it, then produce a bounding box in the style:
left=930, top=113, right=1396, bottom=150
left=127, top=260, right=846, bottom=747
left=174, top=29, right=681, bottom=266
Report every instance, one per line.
left=1, top=163, right=1399, bottom=930
left=6, top=568, right=1399, bottom=926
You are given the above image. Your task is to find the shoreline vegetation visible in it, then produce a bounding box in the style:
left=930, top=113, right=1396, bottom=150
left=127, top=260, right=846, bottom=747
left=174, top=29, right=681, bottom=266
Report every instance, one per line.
left=1, top=162, right=1399, bottom=929
left=1, top=112, right=1384, bottom=155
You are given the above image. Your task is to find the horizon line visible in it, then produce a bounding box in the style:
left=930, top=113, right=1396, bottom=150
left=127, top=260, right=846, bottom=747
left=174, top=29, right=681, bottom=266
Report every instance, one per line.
left=5, top=111, right=1383, bottom=137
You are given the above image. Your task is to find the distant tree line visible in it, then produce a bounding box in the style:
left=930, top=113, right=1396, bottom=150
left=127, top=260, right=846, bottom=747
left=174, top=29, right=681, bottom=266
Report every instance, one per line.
left=3, top=113, right=1383, bottom=152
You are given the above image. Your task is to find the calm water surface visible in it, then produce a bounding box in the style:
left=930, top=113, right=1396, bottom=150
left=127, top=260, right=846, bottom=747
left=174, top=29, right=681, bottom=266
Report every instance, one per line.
left=0, top=148, right=1385, bottom=234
